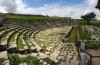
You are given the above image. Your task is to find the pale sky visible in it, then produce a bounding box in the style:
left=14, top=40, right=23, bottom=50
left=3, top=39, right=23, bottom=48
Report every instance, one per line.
left=0, top=0, right=99, bottom=19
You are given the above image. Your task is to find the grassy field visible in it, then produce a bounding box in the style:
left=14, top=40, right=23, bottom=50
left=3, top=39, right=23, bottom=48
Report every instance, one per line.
left=76, top=19, right=100, bottom=26
left=6, top=14, right=48, bottom=20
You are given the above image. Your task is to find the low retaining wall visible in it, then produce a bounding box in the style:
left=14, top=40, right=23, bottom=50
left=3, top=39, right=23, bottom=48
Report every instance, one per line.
left=62, top=27, right=74, bottom=42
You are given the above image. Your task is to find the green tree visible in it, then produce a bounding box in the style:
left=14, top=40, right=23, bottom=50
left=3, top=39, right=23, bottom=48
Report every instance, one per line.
left=81, top=12, right=96, bottom=25
left=95, top=0, right=100, bottom=10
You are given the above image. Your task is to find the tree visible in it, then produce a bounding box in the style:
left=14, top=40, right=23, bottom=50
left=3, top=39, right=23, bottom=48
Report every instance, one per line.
left=81, top=12, right=96, bottom=25
left=95, top=0, right=100, bottom=11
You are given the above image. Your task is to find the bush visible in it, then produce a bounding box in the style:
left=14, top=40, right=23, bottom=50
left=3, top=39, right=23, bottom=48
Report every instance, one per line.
left=44, top=58, right=59, bottom=65
left=79, top=26, right=91, bottom=40
left=0, top=58, right=5, bottom=65
left=9, top=53, right=43, bottom=65
left=25, top=56, right=39, bottom=65
left=9, top=53, right=20, bottom=65
left=86, top=44, right=100, bottom=49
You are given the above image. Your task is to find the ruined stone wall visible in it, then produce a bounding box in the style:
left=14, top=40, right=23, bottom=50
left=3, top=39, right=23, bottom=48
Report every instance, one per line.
left=0, top=13, right=5, bottom=22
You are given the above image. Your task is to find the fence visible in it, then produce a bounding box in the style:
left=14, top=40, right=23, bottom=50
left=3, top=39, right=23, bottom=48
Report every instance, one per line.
left=79, top=48, right=100, bottom=65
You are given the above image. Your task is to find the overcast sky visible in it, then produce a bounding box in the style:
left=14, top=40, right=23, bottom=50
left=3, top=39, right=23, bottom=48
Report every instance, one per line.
left=0, top=0, right=99, bottom=19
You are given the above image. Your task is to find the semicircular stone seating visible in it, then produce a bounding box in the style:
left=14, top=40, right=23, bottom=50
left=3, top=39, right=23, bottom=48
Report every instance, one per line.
left=0, top=19, right=80, bottom=65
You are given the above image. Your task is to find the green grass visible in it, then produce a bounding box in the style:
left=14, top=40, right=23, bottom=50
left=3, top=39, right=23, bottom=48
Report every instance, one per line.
left=44, top=58, right=59, bottom=65
left=17, top=30, right=27, bottom=49
left=25, top=56, right=40, bottom=65
left=7, top=29, right=22, bottom=47
left=77, top=19, right=100, bottom=26
left=0, top=58, right=5, bottom=65
left=0, top=31, right=12, bottom=44
left=23, top=31, right=31, bottom=50
left=68, top=27, right=77, bottom=42
left=91, top=21, right=100, bottom=27
left=6, top=14, right=47, bottom=20
left=79, top=26, right=91, bottom=40
left=18, top=34, right=24, bottom=49
left=86, top=43, right=100, bottom=49
left=77, top=20, right=88, bottom=25
left=9, top=53, right=43, bottom=65
left=10, top=32, right=18, bottom=43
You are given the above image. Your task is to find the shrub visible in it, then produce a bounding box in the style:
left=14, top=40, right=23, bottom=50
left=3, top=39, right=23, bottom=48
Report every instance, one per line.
left=86, top=44, right=100, bottom=49
left=0, top=58, right=5, bottom=65
left=9, top=53, right=20, bottom=65
left=44, top=58, right=59, bottom=65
